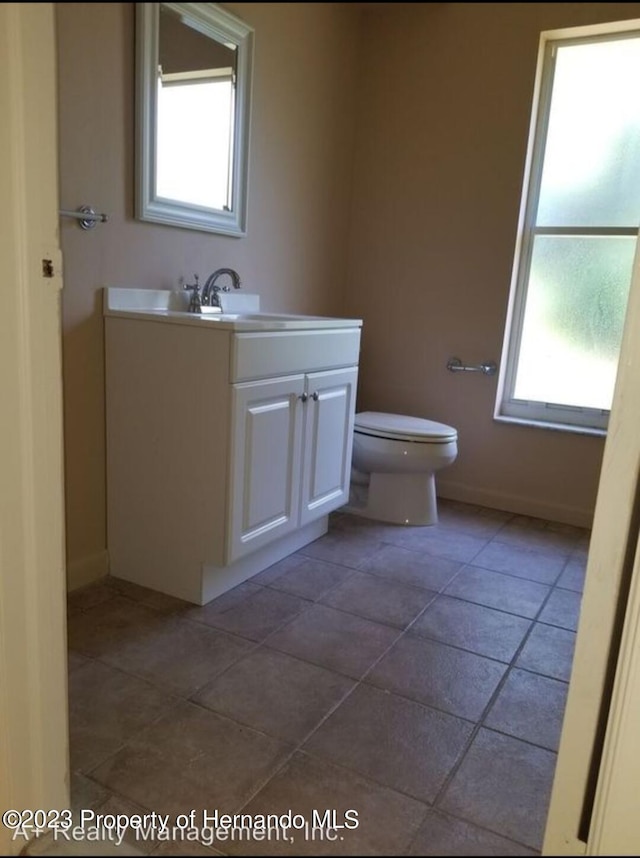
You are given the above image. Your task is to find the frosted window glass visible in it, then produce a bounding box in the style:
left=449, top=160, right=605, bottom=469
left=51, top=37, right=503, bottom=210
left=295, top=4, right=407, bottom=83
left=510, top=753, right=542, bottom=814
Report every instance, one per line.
left=537, top=38, right=640, bottom=228
left=514, top=236, right=635, bottom=410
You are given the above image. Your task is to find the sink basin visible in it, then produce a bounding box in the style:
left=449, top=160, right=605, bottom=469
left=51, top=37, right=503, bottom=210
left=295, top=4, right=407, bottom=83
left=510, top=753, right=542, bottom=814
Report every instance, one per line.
left=103, top=288, right=362, bottom=332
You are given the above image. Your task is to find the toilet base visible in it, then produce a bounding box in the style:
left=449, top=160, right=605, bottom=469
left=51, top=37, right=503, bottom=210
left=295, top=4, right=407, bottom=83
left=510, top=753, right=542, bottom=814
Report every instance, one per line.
left=343, top=472, right=439, bottom=526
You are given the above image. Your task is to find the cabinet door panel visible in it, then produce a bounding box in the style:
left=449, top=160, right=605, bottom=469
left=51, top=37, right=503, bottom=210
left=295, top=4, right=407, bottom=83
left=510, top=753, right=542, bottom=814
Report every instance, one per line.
left=301, top=367, right=358, bottom=525
left=228, top=375, right=305, bottom=562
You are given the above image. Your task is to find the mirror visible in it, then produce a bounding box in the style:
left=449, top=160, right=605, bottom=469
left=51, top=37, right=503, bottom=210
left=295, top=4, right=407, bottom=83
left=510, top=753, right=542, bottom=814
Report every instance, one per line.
left=136, top=2, right=253, bottom=237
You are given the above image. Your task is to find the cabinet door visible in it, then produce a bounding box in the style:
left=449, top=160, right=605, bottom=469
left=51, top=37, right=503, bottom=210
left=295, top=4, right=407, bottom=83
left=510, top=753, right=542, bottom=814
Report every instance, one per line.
left=228, top=375, right=305, bottom=562
left=300, top=366, right=358, bottom=526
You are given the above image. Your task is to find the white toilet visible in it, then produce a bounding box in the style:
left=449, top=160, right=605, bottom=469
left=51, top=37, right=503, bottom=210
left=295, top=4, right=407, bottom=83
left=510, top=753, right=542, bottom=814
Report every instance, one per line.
left=346, top=411, right=458, bottom=526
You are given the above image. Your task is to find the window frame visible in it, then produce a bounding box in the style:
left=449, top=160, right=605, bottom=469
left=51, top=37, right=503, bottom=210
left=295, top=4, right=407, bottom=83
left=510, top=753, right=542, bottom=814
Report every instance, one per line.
left=494, top=20, right=640, bottom=437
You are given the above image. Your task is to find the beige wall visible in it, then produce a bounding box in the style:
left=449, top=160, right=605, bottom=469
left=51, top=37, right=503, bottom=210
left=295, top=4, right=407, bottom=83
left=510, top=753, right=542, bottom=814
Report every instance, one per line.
left=56, top=2, right=361, bottom=588
left=344, top=2, right=640, bottom=527
left=58, top=2, right=640, bottom=589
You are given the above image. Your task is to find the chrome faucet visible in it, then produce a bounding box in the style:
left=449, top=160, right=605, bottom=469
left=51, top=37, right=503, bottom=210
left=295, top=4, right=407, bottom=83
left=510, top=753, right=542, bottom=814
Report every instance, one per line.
left=202, top=268, right=242, bottom=308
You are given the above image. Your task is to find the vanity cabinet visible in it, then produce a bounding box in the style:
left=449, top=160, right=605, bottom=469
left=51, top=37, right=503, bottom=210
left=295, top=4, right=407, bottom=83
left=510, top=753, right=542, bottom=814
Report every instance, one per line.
left=105, top=311, right=361, bottom=604
left=229, top=366, right=358, bottom=562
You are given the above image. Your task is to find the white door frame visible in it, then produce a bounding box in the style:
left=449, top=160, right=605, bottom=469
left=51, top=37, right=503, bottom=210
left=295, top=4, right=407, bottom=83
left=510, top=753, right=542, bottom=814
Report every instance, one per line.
left=0, top=4, right=69, bottom=855
left=544, top=237, right=640, bottom=852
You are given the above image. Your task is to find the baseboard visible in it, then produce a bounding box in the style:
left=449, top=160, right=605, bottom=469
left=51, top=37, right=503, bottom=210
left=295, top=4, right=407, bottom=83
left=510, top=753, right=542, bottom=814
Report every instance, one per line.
left=66, top=549, right=109, bottom=592
left=436, top=479, right=594, bottom=529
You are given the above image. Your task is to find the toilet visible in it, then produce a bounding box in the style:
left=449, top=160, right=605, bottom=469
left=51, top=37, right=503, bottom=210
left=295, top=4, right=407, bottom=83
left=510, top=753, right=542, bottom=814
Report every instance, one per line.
left=345, top=411, right=458, bottom=526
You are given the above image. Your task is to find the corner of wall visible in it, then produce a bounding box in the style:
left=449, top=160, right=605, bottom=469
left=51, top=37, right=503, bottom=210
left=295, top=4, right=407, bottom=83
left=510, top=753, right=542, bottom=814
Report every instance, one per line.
left=66, top=549, right=109, bottom=591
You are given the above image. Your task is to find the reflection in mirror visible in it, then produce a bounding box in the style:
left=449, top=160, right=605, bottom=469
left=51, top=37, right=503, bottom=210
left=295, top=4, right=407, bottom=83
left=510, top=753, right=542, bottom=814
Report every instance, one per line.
left=136, top=3, right=253, bottom=237
left=157, top=5, right=237, bottom=210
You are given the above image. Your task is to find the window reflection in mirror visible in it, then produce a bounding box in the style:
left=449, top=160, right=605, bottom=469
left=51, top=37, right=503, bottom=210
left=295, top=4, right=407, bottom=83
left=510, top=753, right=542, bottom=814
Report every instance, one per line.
left=136, top=3, right=253, bottom=237
left=157, top=5, right=236, bottom=210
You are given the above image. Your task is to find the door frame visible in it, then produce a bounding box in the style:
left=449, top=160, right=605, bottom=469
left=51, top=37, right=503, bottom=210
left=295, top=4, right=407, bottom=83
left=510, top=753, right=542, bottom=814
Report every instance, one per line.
left=0, top=4, right=68, bottom=855
left=544, top=232, right=640, bottom=853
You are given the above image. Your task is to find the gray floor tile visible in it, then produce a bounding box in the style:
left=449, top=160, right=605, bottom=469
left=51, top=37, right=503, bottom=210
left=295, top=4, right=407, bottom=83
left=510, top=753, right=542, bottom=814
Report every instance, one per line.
left=484, top=668, right=569, bottom=751
left=557, top=556, right=587, bottom=593
left=90, top=701, right=292, bottom=817
left=188, top=581, right=261, bottom=614
left=185, top=585, right=310, bottom=642
left=66, top=504, right=579, bottom=858
left=232, top=751, right=427, bottom=856
left=358, top=544, right=462, bottom=592
left=367, top=635, right=506, bottom=721
left=68, top=651, right=91, bottom=674
left=538, top=588, right=583, bottom=631
left=573, top=530, right=592, bottom=555
left=256, top=556, right=353, bottom=601
left=70, top=772, right=110, bottom=814
left=194, top=648, right=354, bottom=743
left=437, top=501, right=512, bottom=538
left=545, top=520, right=589, bottom=538
left=100, top=614, right=252, bottom=697
left=382, top=527, right=488, bottom=564
left=471, top=541, right=567, bottom=585
left=251, top=554, right=303, bottom=586
left=69, top=660, right=178, bottom=773
left=304, top=684, right=473, bottom=803
left=439, top=727, right=557, bottom=850
left=67, top=581, right=115, bottom=617
left=266, top=603, right=398, bottom=679
left=330, top=512, right=405, bottom=542
left=299, top=531, right=383, bottom=568
left=407, top=808, right=537, bottom=856
left=67, top=597, right=163, bottom=659
left=412, top=595, right=532, bottom=662
left=516, top=623, right=576, bottom=682
left=106, top=576, right=191, bottom=614
left=86, top=794, right=158, bottom=853
left=319, top=571, right=436, bottom=629
left=444, top=567, right=550, bottom=619
left=492, top=521, right=577, bottom=555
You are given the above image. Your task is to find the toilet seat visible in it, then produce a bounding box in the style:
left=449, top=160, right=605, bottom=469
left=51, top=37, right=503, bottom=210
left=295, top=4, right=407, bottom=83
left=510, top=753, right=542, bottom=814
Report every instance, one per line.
left=354, top=411, right=457, bottom=444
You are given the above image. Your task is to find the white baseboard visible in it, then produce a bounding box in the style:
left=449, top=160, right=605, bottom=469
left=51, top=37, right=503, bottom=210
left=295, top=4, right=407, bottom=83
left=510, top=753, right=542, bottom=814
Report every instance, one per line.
left=66, top=549, right=109, bottom=592
left=436, top=479, right=594, bottom=529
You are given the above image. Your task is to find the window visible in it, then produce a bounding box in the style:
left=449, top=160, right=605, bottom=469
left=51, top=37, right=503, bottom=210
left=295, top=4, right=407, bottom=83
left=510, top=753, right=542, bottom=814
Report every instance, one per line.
left=495, top=22, right=640, bottom=434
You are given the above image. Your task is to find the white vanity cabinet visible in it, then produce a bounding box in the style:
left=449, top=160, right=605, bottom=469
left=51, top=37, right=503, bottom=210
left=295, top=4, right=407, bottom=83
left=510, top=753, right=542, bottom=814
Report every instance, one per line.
left=229, top=365, right=358, bottom=562
left=104, top=307, right=361, bottom=605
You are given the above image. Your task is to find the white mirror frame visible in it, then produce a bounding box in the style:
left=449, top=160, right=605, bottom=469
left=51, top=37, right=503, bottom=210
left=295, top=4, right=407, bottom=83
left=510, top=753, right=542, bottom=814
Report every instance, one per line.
left=135, top=2, right=253, bottom=237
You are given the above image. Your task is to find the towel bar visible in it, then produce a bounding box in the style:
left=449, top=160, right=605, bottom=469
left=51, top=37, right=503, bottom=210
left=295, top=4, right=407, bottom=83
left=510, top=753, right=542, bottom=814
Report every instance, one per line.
left=447, top=356, right=497, bottom=376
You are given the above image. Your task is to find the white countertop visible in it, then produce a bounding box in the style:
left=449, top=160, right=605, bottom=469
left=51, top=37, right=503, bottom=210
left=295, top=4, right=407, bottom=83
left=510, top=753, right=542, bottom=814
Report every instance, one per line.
left=103, top=288, right=362, bottom=332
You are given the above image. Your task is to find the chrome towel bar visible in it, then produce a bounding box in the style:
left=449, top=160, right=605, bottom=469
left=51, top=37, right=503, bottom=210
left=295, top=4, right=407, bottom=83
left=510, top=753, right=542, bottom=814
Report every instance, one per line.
left=59, top=205, right=109, bottom=230
left=447, top=356, right=497, bottom=376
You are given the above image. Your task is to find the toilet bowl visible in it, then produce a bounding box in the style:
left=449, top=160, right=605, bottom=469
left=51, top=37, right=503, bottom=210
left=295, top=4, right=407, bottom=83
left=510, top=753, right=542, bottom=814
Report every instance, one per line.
left=345, top=411, right=458, bottom=526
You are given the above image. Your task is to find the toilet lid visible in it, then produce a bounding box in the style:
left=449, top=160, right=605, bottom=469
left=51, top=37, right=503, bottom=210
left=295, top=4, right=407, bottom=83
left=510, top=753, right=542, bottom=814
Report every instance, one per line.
left=354, top=411, right=457, bottom=443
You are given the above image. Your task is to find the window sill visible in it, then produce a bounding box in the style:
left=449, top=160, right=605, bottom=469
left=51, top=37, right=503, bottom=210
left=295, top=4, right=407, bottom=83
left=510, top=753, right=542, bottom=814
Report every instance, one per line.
left=493, top=413, right=607, bottom=438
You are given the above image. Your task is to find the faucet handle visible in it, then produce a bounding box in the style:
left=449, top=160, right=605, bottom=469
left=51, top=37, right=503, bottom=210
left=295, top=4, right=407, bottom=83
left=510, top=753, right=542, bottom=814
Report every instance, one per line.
left=183, top=275, right=202, bottom=313
left=183, top=274, right=200, bottom=292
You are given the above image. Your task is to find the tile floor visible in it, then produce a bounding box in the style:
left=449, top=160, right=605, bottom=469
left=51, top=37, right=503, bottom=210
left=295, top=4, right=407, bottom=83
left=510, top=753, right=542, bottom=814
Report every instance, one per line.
left=62, top=500, right=589, bottom=856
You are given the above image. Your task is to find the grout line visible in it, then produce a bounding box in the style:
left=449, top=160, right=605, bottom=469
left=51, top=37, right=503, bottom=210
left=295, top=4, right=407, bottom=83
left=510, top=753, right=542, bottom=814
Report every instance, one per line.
left=183, top=560, right=366, bottom=701
left=66, top=506, right=587, bottom=855
left=429, top=551, right=573, bottom=811
left=402, top=803, right=542, bottom=856
left=229, top=537, right=510, bottom=815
